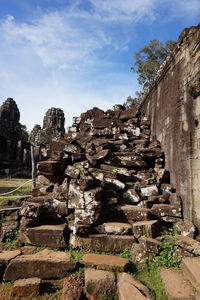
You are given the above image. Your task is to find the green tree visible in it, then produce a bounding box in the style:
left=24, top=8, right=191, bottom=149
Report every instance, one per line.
left=124, top=39, right=176, bottom=108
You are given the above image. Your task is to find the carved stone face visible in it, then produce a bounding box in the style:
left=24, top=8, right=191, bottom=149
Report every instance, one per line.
left=0, top=98, right=20, bottom=123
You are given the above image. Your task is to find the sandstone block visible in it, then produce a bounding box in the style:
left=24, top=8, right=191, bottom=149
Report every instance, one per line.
left=160, top=268, right=194, bottom=300
left=83, top=253, right=129, bottom=272
left=85, top=268, right=116, bottom=300
left=0, top=249, right=21, bottom=265
left=25, top=224, right=69, bottom=248
left=97, top=222, right=132, bottom=235
left=12, top=278, right=41, bottom=297
left=106, top=205, right=150, bottom=222
left=4, top=249, right=77, bottom=280
left=122, top=189, right=140, bottom=204
left=89, top=234, right=135, bottom=252
left=140, top=185, right=158, bottom=197
left=74, top=209, right=100, bottom=225
left=37, top=160, right=66, bottom=176
left=131, top=220, right=160, bottom=239
left=117, top=277, right=150, bottom=300
left=63, top=273, right=84, bottom=300
left=174, top=220, right=195, bottom=238
left=151, top=204, right=182, bottom=218
left=117, top=272, right=150, bottom=299
left=175, top=235, right=200, bottom=255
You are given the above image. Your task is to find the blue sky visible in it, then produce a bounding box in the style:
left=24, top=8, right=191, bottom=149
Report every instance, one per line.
left=0, top=0, right=199, bottom=131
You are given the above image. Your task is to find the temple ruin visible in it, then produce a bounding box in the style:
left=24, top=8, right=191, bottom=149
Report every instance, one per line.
left=0, top=98, right=30, bottom=175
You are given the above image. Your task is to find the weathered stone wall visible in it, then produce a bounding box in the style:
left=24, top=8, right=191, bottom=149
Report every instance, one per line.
left=140, top=25, right=200, bottom=228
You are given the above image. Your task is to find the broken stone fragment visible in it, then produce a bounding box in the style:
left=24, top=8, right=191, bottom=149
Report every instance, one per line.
left=122, top=189, right=140, bottom=204
left=139, top=237, right=161, bottom=255
left=175, top=235, right=200, bottom=256
left=104, top=178, right=125, bottom=190
left=150, top=204, right=182, bottom=218
left=69, top=224, right=93, bottom=237
left=136, top=147, right=162, bottom=158
left=174, top=220, right=195, bottom=238
left=131, top=220, right=160, bottom=239
left=12, top=278, right=41, bottom=297
left=156, top=168, right=170, bottom=183
left=74, top=209, right=101, bottom=225
left=37, top=160, right=66, bottom=176
left=104, top=205, right=150, bottom=222
left=97, top=222, right=132, bottom=235
left=86, top=149, right=110, bottom=165
left=68, top=181, right=84, bottom=209
left=119, top=107, right=139, bottom=120
left=65, top=165, right=80, bottom=179
left=117, top=272, right=150, bottom=300
left=140, top=184, right=158, bottom=197
left=100, top=164, right=131, bottom=178
left=105, top=152, right=147, bottom=168
left=85, top=268, right=116, bottom=300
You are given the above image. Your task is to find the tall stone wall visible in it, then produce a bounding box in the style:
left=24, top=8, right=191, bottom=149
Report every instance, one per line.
left=140, top=25, right=200, bottom=228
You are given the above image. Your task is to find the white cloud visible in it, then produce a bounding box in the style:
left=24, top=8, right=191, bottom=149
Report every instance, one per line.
left=0, top=0, right=199, bottom=131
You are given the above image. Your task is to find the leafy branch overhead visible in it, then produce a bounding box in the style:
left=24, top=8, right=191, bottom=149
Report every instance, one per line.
left=124, top=39, right=176, bottom=108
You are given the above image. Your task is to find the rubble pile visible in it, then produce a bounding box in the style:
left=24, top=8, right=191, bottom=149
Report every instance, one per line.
left=18, top=105, right=188, bottom=258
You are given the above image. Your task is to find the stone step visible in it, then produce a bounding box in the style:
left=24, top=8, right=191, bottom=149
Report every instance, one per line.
left=181, top=257, right=200, bottom=287
left=89, top=234, right=135, bottom=252
left=96, top=222, right=132, bottom=235
left=160, top=268, right=195, bottom=300
left=83, top=253, right=129, bottom=272
left=4, top=249, right=77, bottom=281
left=23, top=224, right=69, bottom=248
left=103, top=204, right=150, bottom=222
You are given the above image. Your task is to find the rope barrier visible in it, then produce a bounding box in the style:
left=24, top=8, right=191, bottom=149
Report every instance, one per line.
left=0, top=179, right=32, bottom=196
left=0, top=195, right=32, bottom=199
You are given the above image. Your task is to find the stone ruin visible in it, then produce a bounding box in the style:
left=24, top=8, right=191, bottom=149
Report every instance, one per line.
left=29, top=107, right=65, bottom=147
left=15, top=104, right=196, bottom=261
left=0, top=98, right=30, bottom=176
left=1, top=103, right=200, bottom=300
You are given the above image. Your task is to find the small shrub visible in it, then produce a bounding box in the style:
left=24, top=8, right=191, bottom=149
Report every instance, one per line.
left=3, top=225, right=19, bottom=250
left=152, top=229, right=181, bottom=268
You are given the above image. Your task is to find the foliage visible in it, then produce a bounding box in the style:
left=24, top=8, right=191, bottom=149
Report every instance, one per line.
left=124, top=39, right=176, bottom=108
left=3, top=225, right=19, bottom=250
left=136, top=263, right=169, bottom=300
left=131, top=39, right=176, bottom=89
left=152, top=229, right=181, bottom=268
left=119, top=248, right=131, bottom=259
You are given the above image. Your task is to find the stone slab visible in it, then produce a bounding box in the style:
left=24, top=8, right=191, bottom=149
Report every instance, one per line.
left=85, top=268, right=116, bottom=300
left=117, top=272, right=150, bottom=299
left=0, top=250, right=21, bottom=265
left=181, top=257, right=200, bottom=287
left=4, top=249, right=77, bottom=280
left=160, top=268, right=194, bottom=300
left=89, top=234, right=135, bottom=252
left=97, top=222, right=132, bottom=235
left=83, top=253, right=129, bottom=272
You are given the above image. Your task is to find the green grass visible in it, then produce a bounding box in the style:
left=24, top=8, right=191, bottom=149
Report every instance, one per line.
left=136, top=264, right=169, bottom=300
left=0, top=178, right=32, bottom=203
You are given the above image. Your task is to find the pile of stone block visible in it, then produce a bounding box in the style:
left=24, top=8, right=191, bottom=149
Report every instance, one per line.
left=18, top=105, right=187, bottom=255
